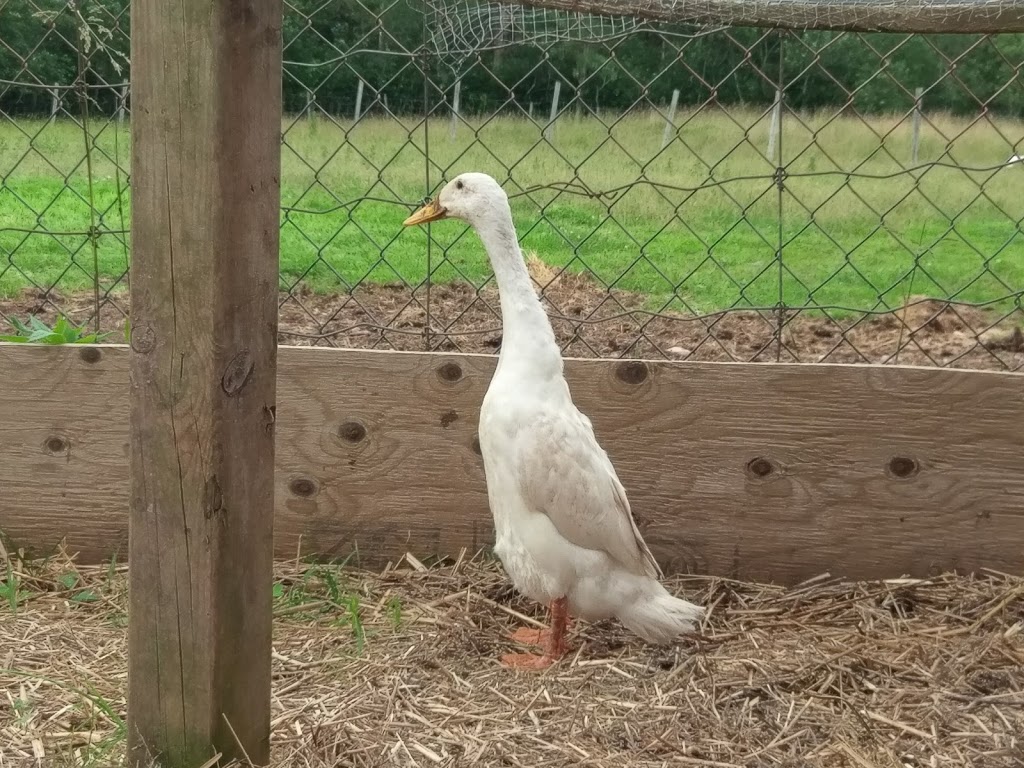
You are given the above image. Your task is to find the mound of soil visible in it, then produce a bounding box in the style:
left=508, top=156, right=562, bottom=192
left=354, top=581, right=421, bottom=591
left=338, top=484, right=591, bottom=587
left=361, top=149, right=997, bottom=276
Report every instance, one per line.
left=2, top=261, right=1022, bottom=372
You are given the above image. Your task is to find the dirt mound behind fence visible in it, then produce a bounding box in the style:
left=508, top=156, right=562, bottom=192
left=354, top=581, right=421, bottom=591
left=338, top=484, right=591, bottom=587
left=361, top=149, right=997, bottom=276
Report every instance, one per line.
left=2, top=261, right=1022, bottom=371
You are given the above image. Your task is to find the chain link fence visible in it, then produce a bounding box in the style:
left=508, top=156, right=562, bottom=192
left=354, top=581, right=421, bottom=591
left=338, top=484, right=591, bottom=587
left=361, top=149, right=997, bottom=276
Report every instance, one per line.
left=1, top=0, right=1022, bottom=370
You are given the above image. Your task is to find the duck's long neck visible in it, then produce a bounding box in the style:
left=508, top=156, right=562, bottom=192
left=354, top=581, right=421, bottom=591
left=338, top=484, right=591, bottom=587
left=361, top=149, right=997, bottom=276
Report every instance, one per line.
left=476, top=215, right=562, bottom=375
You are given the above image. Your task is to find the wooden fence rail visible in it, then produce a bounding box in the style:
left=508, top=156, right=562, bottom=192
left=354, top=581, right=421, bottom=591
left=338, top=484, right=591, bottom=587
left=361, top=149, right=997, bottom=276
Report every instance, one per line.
left=2, top=343, right=1023, bottom=585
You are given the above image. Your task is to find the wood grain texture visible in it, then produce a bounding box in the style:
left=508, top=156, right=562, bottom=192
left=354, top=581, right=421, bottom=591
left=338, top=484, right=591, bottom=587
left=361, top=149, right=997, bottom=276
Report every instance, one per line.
left=124, top=1, right=281, bottom=765
left=3, top=345, right=1023, bottom=588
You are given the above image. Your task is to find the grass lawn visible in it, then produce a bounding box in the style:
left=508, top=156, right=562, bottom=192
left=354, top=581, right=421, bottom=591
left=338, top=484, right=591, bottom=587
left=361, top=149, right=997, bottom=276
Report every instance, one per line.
left=1, top=107, right=1022, bottom=314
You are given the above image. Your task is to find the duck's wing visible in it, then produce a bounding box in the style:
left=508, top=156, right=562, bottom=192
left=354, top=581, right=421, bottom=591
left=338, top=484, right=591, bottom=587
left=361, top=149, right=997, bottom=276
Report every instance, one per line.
left=515, top=407, right=662, bottom=579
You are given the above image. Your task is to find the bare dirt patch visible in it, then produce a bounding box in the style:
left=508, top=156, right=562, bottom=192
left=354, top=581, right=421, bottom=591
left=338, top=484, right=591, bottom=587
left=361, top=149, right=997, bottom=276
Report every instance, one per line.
left=2, top=261, right=1022, bottom=371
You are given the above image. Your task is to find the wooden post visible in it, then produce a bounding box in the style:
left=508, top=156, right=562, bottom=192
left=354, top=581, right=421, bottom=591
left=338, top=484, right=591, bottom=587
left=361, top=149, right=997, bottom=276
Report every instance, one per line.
left=767, top=88, right=782, bottom=162
left=912, top=87, right=923, bottom=165
left=306, top=88, right=314, bottom=120
left=545, top=81, right=561, bottom=142
left=127, top=1, right=281, bottom=766
left=354, top=79, right=364, bottom=121
left=661, top=88, right=680, bottom=149
left=449, top=79, right=461, bottom=141
left=528, top=101, right=534, bottom=120
left=50, top=87, right=59, bottom=122
left=117, top=84, right=128, bottom=127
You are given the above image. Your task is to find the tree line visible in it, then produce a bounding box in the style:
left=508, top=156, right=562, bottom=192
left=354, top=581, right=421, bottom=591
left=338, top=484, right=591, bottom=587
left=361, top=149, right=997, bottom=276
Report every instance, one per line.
left=2, top=0, right=1022, bottom=118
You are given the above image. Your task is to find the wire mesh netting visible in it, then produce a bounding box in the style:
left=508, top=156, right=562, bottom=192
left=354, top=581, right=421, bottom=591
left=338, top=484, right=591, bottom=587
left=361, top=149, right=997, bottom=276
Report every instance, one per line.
left=1, top=0, right=1022, bottom=370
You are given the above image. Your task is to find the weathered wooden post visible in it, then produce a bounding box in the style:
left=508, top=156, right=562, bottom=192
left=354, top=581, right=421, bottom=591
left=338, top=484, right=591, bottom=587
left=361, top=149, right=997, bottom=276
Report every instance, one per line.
left=450, top=79, right=461, bottom=141
left=117, top=84, right=129, bottom=127
left=767, top=88, right=782, bottom=162
left=661, top=88, right=680, bottom=149
left=545, top=81, right=561, bottom=142
left=354, top=79, right=364, bottom=121
left=127, top=1, right=281, bottom=766
left=912, top=87, right=923, bottom=165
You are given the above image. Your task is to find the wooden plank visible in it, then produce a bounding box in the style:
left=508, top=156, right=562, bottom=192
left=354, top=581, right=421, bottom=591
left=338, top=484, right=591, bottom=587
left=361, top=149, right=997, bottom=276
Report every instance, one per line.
left=125, top=0, right=281, bottom=765
left=2, top=345, right=1023, bottom=585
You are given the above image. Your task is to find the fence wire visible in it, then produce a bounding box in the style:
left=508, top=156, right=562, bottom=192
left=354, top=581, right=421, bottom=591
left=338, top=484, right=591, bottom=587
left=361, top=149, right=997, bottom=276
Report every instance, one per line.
left=0, top=0, right=1022, bottom=371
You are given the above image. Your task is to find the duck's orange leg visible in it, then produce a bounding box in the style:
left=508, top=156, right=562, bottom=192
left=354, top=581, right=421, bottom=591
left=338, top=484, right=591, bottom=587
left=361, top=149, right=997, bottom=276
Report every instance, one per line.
left=501, top=597, right=570, bottom=670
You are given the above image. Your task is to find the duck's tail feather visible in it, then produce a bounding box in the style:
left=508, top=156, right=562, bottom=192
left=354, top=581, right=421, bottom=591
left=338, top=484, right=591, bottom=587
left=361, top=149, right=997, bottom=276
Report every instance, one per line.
left=617, top=581, right=704, bottom=645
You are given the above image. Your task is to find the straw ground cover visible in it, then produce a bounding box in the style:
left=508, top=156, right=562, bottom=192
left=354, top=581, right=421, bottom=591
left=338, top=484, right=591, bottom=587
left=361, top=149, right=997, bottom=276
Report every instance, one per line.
left=1, top=109, right=1022, bottom=314
left=1, top=547, right=1022, bottom=767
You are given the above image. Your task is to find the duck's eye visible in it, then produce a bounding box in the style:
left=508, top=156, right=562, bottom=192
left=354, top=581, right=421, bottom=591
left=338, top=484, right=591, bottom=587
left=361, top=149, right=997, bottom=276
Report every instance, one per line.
left=455, top=180, right=464, bottom=190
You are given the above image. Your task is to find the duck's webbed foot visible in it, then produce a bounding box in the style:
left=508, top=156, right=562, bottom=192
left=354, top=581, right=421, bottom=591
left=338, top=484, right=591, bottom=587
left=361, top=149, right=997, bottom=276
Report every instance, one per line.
left=501, top=597, right=571, bottom=670
left=500, top=651, right=558, bottom=670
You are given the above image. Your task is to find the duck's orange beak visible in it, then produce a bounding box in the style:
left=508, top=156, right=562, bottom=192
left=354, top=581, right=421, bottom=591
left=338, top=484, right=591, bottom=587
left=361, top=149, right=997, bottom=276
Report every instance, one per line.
left=403, top=198, right=448, bottom=227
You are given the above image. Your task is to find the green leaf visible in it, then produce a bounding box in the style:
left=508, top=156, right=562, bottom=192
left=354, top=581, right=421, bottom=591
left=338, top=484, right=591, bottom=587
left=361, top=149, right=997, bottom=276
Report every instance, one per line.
left=9, top=317, right=32, bottom=335
left=0, top=335, right=27, bottom=343
left=28, top=316, right=51, bottom=334
left=272, top=583, right=284, bottom=599
left=76, top=331, right=113, bottom=345
left=71, top=590, right=99, bottom=603
left=2, top=562, right=19, bottom=613
left=321, top=568, right=342, bottom=603
left=59, top=573, right=79, bottom=590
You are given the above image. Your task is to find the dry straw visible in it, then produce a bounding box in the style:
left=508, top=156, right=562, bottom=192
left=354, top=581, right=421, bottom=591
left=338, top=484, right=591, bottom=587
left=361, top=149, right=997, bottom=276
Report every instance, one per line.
left=1, top=547, right=1022, bottom=767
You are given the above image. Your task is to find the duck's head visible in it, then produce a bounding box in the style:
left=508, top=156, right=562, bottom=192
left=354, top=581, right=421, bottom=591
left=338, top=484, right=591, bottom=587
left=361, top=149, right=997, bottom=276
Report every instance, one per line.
left=403, top=172, right=510, bottom=230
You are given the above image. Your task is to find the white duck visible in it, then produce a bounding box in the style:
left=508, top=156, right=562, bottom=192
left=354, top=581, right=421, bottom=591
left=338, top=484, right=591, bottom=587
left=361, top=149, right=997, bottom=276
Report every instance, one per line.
left=404, top=173, right=704, bottom=669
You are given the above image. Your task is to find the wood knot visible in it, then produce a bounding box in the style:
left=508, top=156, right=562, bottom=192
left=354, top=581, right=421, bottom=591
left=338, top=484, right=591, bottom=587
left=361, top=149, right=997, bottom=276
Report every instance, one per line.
left=44, top=435, right=69, bottom=456
left=129, top=324, right=156, bottom=354
left=440, top=410, right=459, bottom=428
left=615, top=360, right=649, bottom=385
left=746, top=457, right=774, bottom=478
left=888, top=456, right=919, bottom=479
left=436, top=361, right=463, bottom=383
left=79, top=347, right=101, bottom=364
left=289, top=477, right=318, bottom=498
left=221, top=350, right=254, bottom=396
left=339, top=421, right=366, bottom=443
left=203, top=475, right=223, bottom=520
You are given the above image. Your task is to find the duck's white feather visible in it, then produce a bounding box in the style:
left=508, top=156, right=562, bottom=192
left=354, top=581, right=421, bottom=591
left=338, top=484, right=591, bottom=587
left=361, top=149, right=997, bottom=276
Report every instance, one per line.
left=500, top=394, right=660, bottom=580
left=480, top=368, right=703, bottom=642
left=435, top=172, right=704, bottom=644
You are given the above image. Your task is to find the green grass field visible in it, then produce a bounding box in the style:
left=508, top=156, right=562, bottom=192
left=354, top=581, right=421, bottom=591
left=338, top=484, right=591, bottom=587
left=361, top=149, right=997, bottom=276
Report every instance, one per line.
left=1, top=107, right=1022, bottom=314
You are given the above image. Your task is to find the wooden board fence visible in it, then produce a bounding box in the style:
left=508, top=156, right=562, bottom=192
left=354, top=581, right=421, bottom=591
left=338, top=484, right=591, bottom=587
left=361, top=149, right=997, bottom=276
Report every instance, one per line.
left=1, top=343, right=1023, bottom=585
